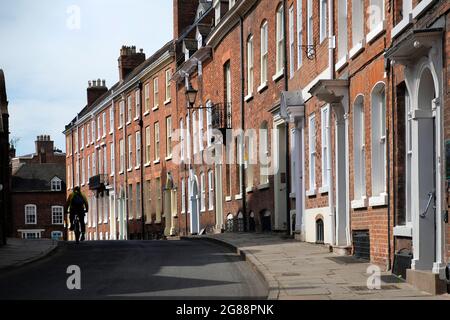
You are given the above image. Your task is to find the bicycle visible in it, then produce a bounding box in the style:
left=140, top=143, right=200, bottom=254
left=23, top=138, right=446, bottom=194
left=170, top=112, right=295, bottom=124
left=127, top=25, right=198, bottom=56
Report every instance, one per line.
left=73, top=214, right=82, bottom=244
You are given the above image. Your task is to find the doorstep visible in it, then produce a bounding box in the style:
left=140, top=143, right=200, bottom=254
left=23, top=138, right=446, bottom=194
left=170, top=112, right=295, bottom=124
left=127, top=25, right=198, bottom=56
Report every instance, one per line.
left=406, top=269, right=448, bottom=295
left=332, top=245, right=352, bottom=256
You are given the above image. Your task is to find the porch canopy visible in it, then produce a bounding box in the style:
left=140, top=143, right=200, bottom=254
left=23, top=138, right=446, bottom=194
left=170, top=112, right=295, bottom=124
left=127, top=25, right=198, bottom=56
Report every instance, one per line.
left=280, top=90, right=305, bottom=123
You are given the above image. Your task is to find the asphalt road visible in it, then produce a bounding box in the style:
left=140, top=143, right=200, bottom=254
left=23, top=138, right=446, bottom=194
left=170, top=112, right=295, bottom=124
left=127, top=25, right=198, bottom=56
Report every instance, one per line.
left=0, top=240, right=267, bottom=300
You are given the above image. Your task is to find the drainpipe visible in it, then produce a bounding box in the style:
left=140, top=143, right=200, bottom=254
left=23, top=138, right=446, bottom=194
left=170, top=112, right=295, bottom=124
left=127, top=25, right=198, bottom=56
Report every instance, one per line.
left=387, top=56, right=394, bottom=271
left=239, top=16, right=247, bottom=231
left=138, top=81, right=145, bottom=240
left=327, top=0, right=336, bottom=246
left=282, top=0, right=291, bottom=235
left=122, top=93, right=129, bottom=240
left=111, top=94, right=118, bottom=240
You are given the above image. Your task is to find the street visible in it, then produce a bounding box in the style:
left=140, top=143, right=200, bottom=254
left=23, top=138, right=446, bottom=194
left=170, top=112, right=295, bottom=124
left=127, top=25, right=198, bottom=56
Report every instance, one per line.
left=0, top=240, right=267, bottom=300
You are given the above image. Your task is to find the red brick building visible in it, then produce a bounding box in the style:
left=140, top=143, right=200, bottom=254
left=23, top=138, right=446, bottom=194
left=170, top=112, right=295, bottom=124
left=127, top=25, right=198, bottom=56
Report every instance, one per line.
left=11, top=135, right=66, bottom=240
left=64, top=0, right=450, bottom=293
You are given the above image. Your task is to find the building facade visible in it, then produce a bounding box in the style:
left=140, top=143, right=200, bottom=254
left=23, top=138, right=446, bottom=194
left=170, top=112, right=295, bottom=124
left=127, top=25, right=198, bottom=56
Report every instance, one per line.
left=0, top=69, right=11, bottom=245
left=64, top=0, right=450, bottom=293
left=11, top=135, right=67, bottom=240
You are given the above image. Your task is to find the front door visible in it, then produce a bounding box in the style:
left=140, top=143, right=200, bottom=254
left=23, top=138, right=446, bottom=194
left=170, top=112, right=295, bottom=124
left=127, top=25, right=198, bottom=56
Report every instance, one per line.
left=274, top=121, right=288, bottom=231
left=190, top=179, right=200, bottom=235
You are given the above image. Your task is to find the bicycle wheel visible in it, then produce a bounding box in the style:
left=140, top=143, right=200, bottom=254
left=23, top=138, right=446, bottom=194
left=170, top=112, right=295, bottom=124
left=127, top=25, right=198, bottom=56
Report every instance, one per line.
left=74, top=219, right=80, bottom=243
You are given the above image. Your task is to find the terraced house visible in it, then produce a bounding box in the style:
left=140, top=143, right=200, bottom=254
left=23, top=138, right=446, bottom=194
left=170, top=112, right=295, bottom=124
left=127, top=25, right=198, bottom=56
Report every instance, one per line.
left=65, top=0, right=450, bottom=294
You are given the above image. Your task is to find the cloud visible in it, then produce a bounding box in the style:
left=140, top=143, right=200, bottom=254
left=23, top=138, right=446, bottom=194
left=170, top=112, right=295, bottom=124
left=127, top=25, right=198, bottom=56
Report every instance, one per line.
left=0, top=0, right=173, bottom=155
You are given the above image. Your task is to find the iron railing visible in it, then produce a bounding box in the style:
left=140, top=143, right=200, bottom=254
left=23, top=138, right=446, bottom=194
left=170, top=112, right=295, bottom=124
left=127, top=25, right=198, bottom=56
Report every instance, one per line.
left=211, top=103, right=232, bottom=130
left=89, top=174, right=109, bottom=191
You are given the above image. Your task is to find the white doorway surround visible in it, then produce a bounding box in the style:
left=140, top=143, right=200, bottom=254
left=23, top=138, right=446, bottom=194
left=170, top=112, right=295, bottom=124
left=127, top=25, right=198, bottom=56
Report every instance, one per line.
left=280, top=91, right=306, bottom=239
left=190, top=174, right=200, bottom=235
left=387, top=28, right=447, bottom=293
left=309, top=80, right=351, bottom=250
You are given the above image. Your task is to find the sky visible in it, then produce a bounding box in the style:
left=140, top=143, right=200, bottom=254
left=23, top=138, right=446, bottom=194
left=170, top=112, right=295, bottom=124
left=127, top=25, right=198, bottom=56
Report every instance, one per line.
left=0, top=0, right=173, bottom=156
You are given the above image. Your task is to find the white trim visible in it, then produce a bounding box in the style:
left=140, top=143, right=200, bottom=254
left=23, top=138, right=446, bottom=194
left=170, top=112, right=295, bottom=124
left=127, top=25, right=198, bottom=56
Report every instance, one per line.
left=351, top=197, right=368, bottom=209
left=272, top=69, right=284, bottom=82
left=393, top=225, right=413, bottom=238
left=301, top=67, right=331, bottom=102
left=244, top=93, right=254, bottom=102
left=391, top=14, right=412, bottom=39
left=366, top=20, right=386, bottom=44
left=349, top=41, right=365, bottom=59
left=257, top=82, right=268, bottom=93
left=306, top=189, right=316, bottom=197
left=164, top=99, right=171, bottom=105
left=225, top=196, right=232, bottom=202
left=369, top=193, right=388, bottom=207
left=235, top=194, right=243, bottom=200
left=319, top=186, right=329, bottom=194
left=335, top=55, right=348, bottom=72
left=412, top=0, right=436, bottom=19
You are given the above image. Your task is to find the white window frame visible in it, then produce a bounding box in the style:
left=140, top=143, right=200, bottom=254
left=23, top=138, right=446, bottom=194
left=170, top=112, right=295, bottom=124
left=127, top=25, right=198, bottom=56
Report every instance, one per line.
left=289, top=5, right=295, bottom=78
left=275, top=5, right=285, bottom=75
left=180, top=118, right=185, bottom=161
left=370, top=83, right=387, bottom=206
left=208, top=170, right=214, bottom=210
left=198, top=109, right=204, bottom=152
left=308, top=114, right=316, bottom=194
left=127, top=95, right=132, bottom=124
left=135, top=131, right=141, bottom=169
left=307, top=0, right=314, bottom=47
left=135, top=90, right=141, bottom=121
left=128, top=135, right=133, bottom=171
left=181, top=178, right=186, bottom=214
left=206, top=102, right=212, bottom=148
left=119, top=139, right=125, bottom=174
left=154, top=122, right=160, bottom=162
left=260, top=21, right=269, bottom=86
left=153, top=77, right=159, bottom=109
left=144, top=83, right=150, bottom=113
left=200, top=172, right=206, bottom=212
left=25, top=204, right=37, bottom=225
left=110, top=143, right=115, bottom=176
left=297, top=0, right=303, bottom=69
left=119, top=101, right=125, bottom=128
left=109, top=107, right=114, bottom=134
left=352, top=96, right=367, bottom=208
left=87, top=155, right=91, bottom=180
left=145, top=126, right=151, bottom=165
left=352, top=0, right=365, bottom=48
left=80, top=127, right=85, bottom=150
left=321, top=105, right=329, bottom=191
left=165, top=69, right=172, bottom=102
left=51, top=206, right=64, bottom=225
left=97, top=116, right=101, bottom=140
left=81, top=158, right=85, bottom=185
left=246, top=36, right=254, bottom=97
left=319, top=0, right=328, bottom=43
left=51, top=178, right=62, bottom=191
left=87, top=123, right=91, bottom=146
left=102, top=112, right=106, bottom=138
left=166, top=116, right=173, bottom=158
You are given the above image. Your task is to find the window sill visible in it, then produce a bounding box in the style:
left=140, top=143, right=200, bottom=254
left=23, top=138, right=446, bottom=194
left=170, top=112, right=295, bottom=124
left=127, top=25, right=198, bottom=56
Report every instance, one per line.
left=126, top=121, right=131, bottom=126
left=225, top=196, right=232, bottom=202
left=109, top=131, right=113, bottom=135
left=306, top=189, right=316, bottom=197
left=164, top=98, right=171, bottom=105
left=144, top=162, right=151, bottom=167
left=335, top=55, right=348, bottom=72
left=391, top=15, right=412, bottom=39
left=110, top=173, right=114, bottom=178
left=351, top=197, right=368, bottom=209
left=289, top=192, right=296, bottom=199
left=118, top=126, right=123, bottom=130
left=134, top=117, right=139, bottom=122
left=272, top=69, right=284, bottom=82
left=257, top=82, right=268, bottom=93
left=349, top=41, right=365, bottom=60
left=152, top=106, right=159, bottom=112
left=366, top=20, right=386, bottom=44
left=127, top=168, right=133, bottom=173
left=257, top=183, right=270, bottom=191
left=165, top=156, right=173, bottom=161
left=412, top=0, right=436, bottom=19
left=143, top=110, right=150, bottom=117
left=393, top=225, right=413, bottom=238
left=235, top=194, right=243, bottom=200
left=134, top=166, right=140, bottom=170
left=369, top=193, right=388, bottom=207
left=246, top=186, right=254, bottom=193
left=244, top=93, right=254, bottom=102
left=319, top=186, right=329, bottom=194
left=153, top=160, right=160, bottom=165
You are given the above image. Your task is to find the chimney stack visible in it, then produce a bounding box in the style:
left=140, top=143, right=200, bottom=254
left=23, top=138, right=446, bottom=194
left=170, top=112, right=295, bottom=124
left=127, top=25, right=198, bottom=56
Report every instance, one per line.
left=118, top=45, right=146, bottom=81
left=173, top=0, right=199, bottom=39
left=35, top=135, right=54, bottom=164
left=87, top=79, right=108, bottom=107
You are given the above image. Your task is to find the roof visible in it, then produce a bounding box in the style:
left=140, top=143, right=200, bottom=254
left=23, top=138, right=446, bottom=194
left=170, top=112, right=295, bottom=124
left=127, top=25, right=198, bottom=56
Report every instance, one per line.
left=12, top=163, right=66, bottom=192
left=66, top=40, right=175, bottom=130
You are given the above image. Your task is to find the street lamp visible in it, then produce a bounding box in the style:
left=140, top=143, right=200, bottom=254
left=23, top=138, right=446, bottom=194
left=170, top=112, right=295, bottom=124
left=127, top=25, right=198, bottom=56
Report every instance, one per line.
left=185, top=82, right=198, bottom=109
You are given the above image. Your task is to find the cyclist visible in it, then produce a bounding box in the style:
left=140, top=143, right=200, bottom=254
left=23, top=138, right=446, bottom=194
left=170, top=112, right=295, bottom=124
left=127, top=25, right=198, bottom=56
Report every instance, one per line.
left=65, top=186, right=88, bottom=242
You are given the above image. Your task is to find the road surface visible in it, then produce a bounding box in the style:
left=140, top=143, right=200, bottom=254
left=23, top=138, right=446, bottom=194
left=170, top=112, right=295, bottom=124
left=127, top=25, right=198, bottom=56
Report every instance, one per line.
left=0, top=239, right=267, bottom=300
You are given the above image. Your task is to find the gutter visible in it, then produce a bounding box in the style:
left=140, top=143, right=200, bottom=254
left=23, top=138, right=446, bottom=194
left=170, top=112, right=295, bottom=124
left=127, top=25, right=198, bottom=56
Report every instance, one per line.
left=239, top=15, right=247, bottom=231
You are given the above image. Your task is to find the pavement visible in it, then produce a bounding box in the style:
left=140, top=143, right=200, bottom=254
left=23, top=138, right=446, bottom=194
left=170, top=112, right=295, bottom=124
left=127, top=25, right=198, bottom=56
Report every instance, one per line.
left=0, top=238, right=59, bottom=271
left=192, top=233, right=450, bottom=300
left=0, top=240, right=267, bottom=300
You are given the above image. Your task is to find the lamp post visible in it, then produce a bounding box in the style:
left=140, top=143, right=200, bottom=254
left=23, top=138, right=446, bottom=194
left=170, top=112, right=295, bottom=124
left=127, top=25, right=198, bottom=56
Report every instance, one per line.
left=184, top=81, right=197, bottom=235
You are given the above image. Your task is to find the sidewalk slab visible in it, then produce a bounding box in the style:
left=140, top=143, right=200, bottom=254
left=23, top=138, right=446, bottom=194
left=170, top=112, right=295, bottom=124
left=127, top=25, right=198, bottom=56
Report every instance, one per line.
left=0, top=238, right=59, bottom=271
left=194, top=233, right=450, bottom=300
